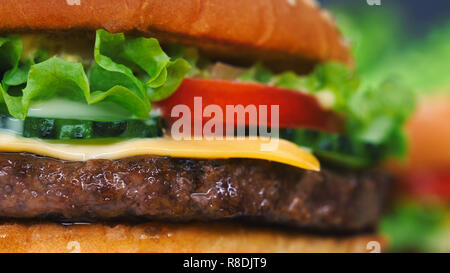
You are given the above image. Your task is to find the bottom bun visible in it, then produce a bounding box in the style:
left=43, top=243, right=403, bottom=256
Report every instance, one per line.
left=0, top=222, right=384, bottom=253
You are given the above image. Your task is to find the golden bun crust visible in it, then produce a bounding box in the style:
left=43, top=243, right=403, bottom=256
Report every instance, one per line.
left=0, top=0, right=351, bottom=70
left=0, top=222, right=382, bottom=253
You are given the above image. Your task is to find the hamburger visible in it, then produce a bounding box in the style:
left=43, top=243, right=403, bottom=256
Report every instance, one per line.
left=0, top=0, right=411, bottom=253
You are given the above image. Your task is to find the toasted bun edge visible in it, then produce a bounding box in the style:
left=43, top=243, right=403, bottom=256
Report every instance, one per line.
left=0, top=221, right=384, bottom=253
left=0, top=0, right=351, bottom=70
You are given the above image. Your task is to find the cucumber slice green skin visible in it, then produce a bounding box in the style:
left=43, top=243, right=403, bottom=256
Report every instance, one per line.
left=280, top=128, right=383, bottom=169
left=21, top=116, right=163, bottom=140
left=23, top=118, right=57, bottom=139
left=0, top=114, right=25, bottom=135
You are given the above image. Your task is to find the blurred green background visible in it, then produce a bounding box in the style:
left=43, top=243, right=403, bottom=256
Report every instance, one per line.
left=320, top=0, right=450, bottom=252
left=322, top=0, right=450, bottom=93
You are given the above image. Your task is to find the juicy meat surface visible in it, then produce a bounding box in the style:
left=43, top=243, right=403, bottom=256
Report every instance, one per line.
left=0, top=153, right=391, bottom=231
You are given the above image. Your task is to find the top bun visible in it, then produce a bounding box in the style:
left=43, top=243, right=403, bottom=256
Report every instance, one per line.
left=0, top=0, right=351, bottom=71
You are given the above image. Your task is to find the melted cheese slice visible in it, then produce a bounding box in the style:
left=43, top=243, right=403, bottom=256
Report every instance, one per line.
left=0, top=132, right=320, bottom=171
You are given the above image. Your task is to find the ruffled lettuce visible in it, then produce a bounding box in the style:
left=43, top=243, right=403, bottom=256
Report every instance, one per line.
left=0, top=30, right=190, bottom=120
left=0, top=35, right=26, bottom=116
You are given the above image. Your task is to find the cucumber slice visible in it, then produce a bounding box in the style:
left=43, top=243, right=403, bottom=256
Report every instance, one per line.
left=27, top=99, right=135, bottom=122
left=21, top=116, right=163, bottom=139
left=92, top=121, right=127, bottom=137
left=23, top=117, right=56, bottom=139
left=56, top=120, right=93, bottom=139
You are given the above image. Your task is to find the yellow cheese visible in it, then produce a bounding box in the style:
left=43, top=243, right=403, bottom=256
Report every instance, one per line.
left=0, top=132, right=320, bottom=171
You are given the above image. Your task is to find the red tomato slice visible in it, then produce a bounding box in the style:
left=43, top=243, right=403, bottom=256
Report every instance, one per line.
left=154, top=78, right=343, bottom=133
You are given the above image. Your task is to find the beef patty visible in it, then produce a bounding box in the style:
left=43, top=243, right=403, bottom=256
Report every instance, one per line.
left=0, top=153, right=390, bottom=231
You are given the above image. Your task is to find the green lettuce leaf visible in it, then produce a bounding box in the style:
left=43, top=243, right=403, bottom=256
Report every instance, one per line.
left=347, top=78, right=416, bottom=144
left=239, top=62, right=360, bottom=111
left=272, top=71, right=310, bottom=90
left=166, top=43, right=211, bottom=78
left=0, top=35, right=21, bottom=74
left=0, top=30, right=190, bottom=121
left=305, top=63, right=360, bottom=111
left=91, top=30, right=148, bottom=99
left=93, top=29, right=190, bottom=102
left=0, top=35, right=23, bottom=111
left=147, top=58, right=191, bottom=101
